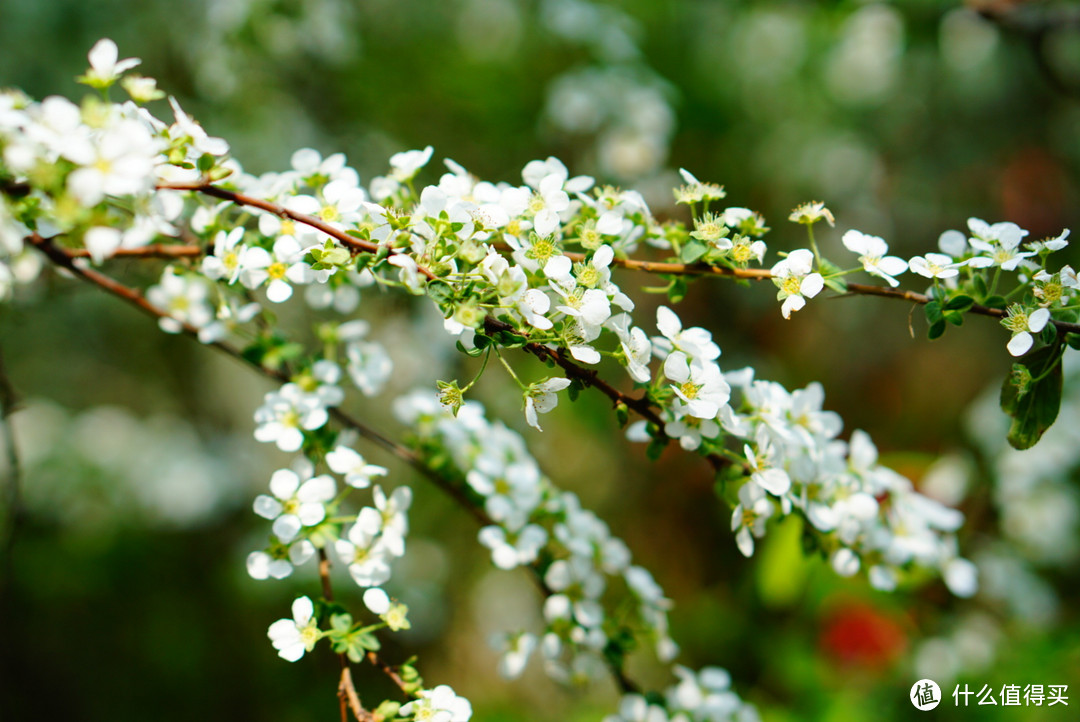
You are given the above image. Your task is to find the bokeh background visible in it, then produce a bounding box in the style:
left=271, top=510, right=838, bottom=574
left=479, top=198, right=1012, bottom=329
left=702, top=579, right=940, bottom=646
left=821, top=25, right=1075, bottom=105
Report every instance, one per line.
left=1, top=0, right=1079, bottom=720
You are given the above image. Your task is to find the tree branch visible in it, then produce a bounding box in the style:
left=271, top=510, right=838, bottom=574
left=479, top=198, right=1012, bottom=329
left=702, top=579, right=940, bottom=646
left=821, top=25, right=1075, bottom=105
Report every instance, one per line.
left=156, top=181, right=437, bottom=281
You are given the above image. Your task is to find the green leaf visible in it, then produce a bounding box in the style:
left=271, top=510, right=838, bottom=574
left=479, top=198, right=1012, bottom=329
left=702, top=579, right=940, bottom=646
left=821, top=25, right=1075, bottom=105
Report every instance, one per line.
left=943, top=309, right=964, bottom=326
left=924, top=301, right=943, bottom=324
left=927, top=319, right=946, bottom=340
left=984, top=295, right=1007, bottom=310
left=645, top=436, right=667, bottom=461
left=679, top=239, right=707, bottom=264
left=944, top=294, right=974, bottom=313
left=1066, top=333, right=1080, bottom=350
left=1000, top=345, right=1064, bottom=450
left=567, top=379, right=582, bottom=402
left=457, top=340, right=485, bottom=357
left=823, top=277, right=848, bottom=294
left=615, top=402, right=629, bottom=428
left=666, top=276, right=688, bottom=304
left=972, top=274, right=988, bottom=300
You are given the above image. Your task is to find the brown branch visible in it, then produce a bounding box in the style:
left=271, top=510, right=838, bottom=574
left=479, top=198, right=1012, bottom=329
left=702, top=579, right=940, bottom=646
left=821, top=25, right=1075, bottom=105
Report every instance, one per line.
left=156, top=181, right=437, bottom=281
left=65, top=244, right=203, bottom=259
left=483, top=316, right=729, bottom=476
left=560, top=249, right=1080, bottom=336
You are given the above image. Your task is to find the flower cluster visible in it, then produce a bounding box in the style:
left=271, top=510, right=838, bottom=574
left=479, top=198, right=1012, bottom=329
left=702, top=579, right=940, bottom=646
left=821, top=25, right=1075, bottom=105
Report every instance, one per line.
left=605, top=666, right=760, bottom=722
left=395, top=390, right=680, bottom=684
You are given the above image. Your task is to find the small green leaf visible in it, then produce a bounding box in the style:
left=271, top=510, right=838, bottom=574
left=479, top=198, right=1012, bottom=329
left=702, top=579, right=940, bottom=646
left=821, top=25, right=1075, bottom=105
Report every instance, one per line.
left=943, top=309, right=964, bottom=326
left=984, top=295, right=1007, bottom=310
left=645, top=436, right=667, bottom=461
left=667, top=276, right=688, bottom=304
left=615, top=402, right=629, bottom=428
left=1000, top=345, right=1064, bottom=449
left=679, top=239, right=707, bottom=264
left=972, top=274, right=988, bottom=300
left=924, top=301, right=943, bottom=324
left=1066, top=333, right=1080, bottom=350
left=944, top=294, right=974, bottom=313
left=823, top=277, right=848, bottom=294
left=567, top=379, right=582, bottom=403
left=927, top=319, right=946, bottom=340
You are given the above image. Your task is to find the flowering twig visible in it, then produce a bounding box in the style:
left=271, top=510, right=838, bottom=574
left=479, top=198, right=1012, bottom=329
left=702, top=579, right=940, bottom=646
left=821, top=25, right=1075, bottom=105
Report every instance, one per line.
left=155, top=181, right=438, bottom=280
left=30, top=232, right=643, bottom=696
left=558, top=250, right=1080, bottom=335
left=318, top=548, right=368, bottom=722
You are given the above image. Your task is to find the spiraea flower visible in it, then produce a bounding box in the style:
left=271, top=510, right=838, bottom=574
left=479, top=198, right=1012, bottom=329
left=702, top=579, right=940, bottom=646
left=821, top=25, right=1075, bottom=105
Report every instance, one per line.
left=267, top=596, right=321, bottom=662
left=770, top=248, right=824, bottom=319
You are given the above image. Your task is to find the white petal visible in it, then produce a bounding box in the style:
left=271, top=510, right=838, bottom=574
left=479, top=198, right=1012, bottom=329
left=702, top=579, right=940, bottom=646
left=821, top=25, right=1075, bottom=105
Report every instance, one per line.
left=363, top=588, right=391, bottom=614
left=1028, top=307, right=1051, bottom=332
left=1007, top=332, right=1033, bottom=357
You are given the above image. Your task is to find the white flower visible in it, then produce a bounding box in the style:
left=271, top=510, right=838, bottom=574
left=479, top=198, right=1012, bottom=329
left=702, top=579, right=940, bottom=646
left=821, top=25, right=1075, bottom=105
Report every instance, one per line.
left=968, top=225, right=1035, bottom=269
left=479, top=524, right=548, bottom=569
left=389, top=145, right=434, bottom=182
left=744, top=434, right=791, bottom=496
left=609, top=314, right=652, bottom=383
left=201, top=227, right=250, bottom=283
left=524, top=378, right=571, bottom=431
left=530, top=173, right=571, bottom=237
left=334, top=507, right=395, bottom=587
left=831, top=547, right=861, bottom=577
left=652, top=306, right=720, bottom=362
left=83, top=39, right=141, bottom=86
left=326, top=446, right=388, bottom=488
left=267, top=596, right=320, bottom=662
left=788, top=201, right=834, bottom=226
left=253, top=467, right=335, bottom=543
left=253, top=383, right=329, bottom=452
left=665, top=413, right=720, bottom=451
left=1002, top=305, right=1050, bottom=356
left=663, top=352, right=730, bottom=420
left=908, top=252, right=964, bottom=280
left=67, top=120, right=160, bottom=207
left=399, top=685, right=473, bottom=722
left=497, top=633, right=537, bottom=680
left=771, top=249, right=824, bottom=319
left=731, top=482, right=773, bottom=557
left=841, top=230, right=907, bottom=287
left=943, top=557, right=978, bottom=598
left=345, top=339, right=393, bottom=396
left=146, top=267, right=214, bottom=334
left=389, top=254, right=426, bottom=294
left=246, top=540, right=314, bottom=580
left=241, top=236, right=315, bottom=303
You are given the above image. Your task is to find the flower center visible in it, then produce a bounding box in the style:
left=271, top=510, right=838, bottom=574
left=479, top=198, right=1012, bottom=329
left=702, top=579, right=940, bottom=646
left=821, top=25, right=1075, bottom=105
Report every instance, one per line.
left=781, top=276, right=802, bottom=296
left=679, top=380, right=700, bottom=400
left=268, top=262, right=288, bottom=280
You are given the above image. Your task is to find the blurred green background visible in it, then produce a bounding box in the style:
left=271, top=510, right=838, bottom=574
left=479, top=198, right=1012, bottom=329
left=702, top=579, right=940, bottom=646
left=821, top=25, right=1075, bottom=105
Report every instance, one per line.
left=1, top=0, right=1079, bottom=720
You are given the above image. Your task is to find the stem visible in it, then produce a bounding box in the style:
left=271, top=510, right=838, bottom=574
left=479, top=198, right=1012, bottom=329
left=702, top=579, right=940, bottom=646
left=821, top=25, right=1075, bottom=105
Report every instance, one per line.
left=494, top=347, right=528, bottom=390
left=461, top=347, right=493, bottom=393
left=806, top=223, right=821, bottom=269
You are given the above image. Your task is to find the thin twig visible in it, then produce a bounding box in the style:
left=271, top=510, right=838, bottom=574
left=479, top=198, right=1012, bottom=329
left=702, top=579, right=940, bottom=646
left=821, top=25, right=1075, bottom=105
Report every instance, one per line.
left=65, top=245, right=203, bottom=259
left=156, top=181, right=438, bottom=281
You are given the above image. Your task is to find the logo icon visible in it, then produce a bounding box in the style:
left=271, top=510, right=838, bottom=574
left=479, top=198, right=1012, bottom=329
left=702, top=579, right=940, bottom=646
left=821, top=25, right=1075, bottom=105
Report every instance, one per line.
left=911, top=679, right=942, bottom=711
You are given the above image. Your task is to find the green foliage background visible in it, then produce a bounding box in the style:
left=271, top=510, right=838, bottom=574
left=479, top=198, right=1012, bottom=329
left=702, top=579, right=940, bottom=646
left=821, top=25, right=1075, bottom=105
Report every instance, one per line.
left=1, top=1, right=1078, bottom=720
